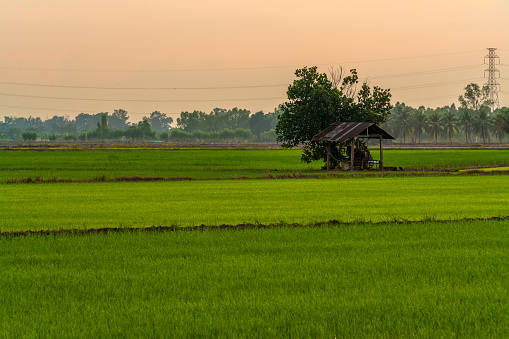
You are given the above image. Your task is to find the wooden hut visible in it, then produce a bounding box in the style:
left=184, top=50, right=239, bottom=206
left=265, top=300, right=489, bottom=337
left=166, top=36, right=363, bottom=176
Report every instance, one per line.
left=312, top=122, right=394, bottom=171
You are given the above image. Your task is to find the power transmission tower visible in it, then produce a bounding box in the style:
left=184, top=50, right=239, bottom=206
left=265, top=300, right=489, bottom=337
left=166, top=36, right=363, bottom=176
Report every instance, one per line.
left=484, top=48, right=500, bottom=110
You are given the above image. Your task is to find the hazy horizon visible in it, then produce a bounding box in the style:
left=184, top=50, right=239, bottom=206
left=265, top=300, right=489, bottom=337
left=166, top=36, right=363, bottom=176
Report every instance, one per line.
left=1, top=0, right=508, bottom=123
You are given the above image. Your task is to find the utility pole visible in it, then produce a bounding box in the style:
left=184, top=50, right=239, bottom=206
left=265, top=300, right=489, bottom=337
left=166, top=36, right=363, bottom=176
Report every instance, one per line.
left=484, top=48, right=500, bottom=110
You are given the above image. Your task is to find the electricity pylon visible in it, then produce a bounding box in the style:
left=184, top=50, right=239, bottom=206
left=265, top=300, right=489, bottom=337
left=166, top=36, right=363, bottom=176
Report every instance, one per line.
left=484, top=48, right=500, bottom=110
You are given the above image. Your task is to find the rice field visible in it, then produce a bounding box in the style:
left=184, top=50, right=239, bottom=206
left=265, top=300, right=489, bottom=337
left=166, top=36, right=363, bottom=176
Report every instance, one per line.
left=0, top=147, right=508, bottom=183
left=1, top=146, right=508, bottom=337
left=0, top=220, right=507, bottom=337
left=0, top=175, right=507, bottom=232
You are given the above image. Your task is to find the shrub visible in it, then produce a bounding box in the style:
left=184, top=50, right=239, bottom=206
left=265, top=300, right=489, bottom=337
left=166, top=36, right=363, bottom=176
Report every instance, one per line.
left=21, top=131, right=37, bottom=141
left=260, top=129, right=277, bottom=142
left=169, top=129, right=192, bottom=142
left=48, top=133, right=59, bottom=141
left=63, top=133, right=77, bottom=141
left=160, top=130, right=169, bottom=141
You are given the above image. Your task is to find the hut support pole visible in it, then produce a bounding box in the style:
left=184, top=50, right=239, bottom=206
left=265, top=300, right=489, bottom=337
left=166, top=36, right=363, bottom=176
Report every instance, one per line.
left=350, top=138, right=355, bottom=170
left=326, top=143, right=330, bottom=171
left=379, top=136, right=384, bottom=171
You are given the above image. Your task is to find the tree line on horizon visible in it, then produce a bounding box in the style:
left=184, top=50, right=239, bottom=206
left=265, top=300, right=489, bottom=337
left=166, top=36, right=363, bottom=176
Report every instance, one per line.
left=2, top=82, right=509, bottom=144
left=0, top=107, right=279, bottom=143
left=383, top=83, right=509, bottom=144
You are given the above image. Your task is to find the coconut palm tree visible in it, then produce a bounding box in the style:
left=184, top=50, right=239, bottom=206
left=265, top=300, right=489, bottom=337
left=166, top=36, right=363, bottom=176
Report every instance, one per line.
left=391, top=102, right=412, bottom=143
left=457, top=109, right=474, bottom=144
left=496, top=108, right=509, bottom=135
left=492, top=109, right=509, bottom=143
left=472, top=108, right=493, bottom=144
left=426, top=112, right=443, bottom=143
left=411, top=110, right=428, bottom=143
left=440, top=110, right=458, bottom=144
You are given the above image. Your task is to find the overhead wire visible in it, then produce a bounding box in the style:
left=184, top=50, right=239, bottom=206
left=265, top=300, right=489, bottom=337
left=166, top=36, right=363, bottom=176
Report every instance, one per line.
left=390, top=78, right=485, bottom=91
left=0, top=50, right=481, bottom=73
left=0, top=104, right=182, bottom=116
left=0, top=81, right=289, bottom=90
left=0, top=92, right=286, bottom=103
left=0, top=49, right=503, bottom=113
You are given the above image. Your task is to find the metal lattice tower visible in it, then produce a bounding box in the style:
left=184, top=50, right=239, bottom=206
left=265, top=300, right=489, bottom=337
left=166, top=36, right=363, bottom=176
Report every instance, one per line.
left=484, top=48, right=500, bottom=110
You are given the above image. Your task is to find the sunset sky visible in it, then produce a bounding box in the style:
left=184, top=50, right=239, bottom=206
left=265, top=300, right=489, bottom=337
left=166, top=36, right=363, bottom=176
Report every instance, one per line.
left=1, top=0, right=508, bottom=123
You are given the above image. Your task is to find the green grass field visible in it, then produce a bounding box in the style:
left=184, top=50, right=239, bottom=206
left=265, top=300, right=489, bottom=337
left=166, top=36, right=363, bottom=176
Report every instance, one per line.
left=1, top=176, right=507, bottom=232
left=1, top=220, right=507, bottom=337
left=1, top=148, right=508, bottom=183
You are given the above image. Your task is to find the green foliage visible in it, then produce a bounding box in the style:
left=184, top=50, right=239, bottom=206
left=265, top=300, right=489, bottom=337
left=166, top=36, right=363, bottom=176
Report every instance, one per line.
left=459, top=83, right=492, bottom=111
left=169, top=129, right=192, bottom=142
left=496, top=108, right=509, bottom=136
left=159, top=130, right=169, bottom=141
left=21, top=131, right=37, bottom=141
left=260, top=129, right=277, bottom=142
left=169, top=128, right=253, bottom=143
left=146, top=111, right=173, bottom=134
left=177, top=107, right=251, bottom=132
left=63, top=133, right=77, bottom=141
left=276, top=66, right=392, bottom=164
left=48, top=132, right=59, bottom=141
left=78, top=132, right=87, bottom=141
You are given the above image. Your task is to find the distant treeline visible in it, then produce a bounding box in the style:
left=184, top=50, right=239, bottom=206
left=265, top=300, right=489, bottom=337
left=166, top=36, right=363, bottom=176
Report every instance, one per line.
left=0, top=107, right=279, bottom=142
left=383, top=103, right=509, bottom=144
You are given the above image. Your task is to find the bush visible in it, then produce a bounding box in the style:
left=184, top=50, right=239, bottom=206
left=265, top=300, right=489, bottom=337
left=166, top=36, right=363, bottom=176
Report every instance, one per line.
left=21, top=131, right=37, bottom=141
left=48, top=133, right=59, bottom=141
left=78, top=132, right=87, bottom=141
left=219, top=129, right=235, bottom=142
left=260, top=129, right=277, bottom=142
left=234, top=128, right=252, bottom=142
left=63, top=133, right=77, bottom=141
left=160, top=130, right=169, bottom=141
left=169, top=129, right=192, bottom=142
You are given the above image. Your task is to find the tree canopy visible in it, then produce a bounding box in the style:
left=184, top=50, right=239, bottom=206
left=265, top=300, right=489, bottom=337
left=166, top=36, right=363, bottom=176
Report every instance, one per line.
left=276, top=66, right=392, bottom=164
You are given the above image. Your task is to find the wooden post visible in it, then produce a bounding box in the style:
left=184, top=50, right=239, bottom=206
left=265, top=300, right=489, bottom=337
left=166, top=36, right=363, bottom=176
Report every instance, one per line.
left=326, top=143, right=330, bottom=171
left=350, top=138, right=355, bottom=170
left=379, top=136, right=384, bottom=171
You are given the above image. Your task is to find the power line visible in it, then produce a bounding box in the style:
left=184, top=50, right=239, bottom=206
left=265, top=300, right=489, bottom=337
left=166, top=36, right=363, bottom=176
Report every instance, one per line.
left=390, top=78, right=485, bottom=91
left=0, top=104, right=183, bottom=115
left=399, top=94, right=458, bottom=103
left=0, top=50, right=481, bottom=73
left=0, top=65, right=484, bottom=91
left=0, top=92, right=286, bottom=103
left=366, top=64, right=483, bottom=80
left=0, top=81, right=288, bottom=90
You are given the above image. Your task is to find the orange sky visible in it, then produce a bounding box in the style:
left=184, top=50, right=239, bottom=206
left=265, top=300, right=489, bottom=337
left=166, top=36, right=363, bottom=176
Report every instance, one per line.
left=1, top=0, right=508, bottom=122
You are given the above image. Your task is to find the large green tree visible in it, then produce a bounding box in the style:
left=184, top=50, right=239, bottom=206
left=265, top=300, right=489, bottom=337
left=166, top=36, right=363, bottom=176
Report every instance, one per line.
left=276, top=66, right=392, bottom=164
left=458, top=83, right=492, bottom=111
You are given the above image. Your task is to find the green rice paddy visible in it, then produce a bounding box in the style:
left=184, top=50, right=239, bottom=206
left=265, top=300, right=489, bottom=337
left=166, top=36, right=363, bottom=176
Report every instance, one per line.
left=1, top=148, right=508, bottom=183
left=1, top=220, right=507, bottom=337
left=0, top=176, right=508, bottom=232
left=1, top=146, right=508, bottom=337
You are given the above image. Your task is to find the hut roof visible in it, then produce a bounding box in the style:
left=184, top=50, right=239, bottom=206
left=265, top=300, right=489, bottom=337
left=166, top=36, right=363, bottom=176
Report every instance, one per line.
left=312, top=122, right=394, bottom=142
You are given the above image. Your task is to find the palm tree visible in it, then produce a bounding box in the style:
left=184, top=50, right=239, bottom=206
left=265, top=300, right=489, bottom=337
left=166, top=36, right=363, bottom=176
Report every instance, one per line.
left=391, top=102, right=412, bottom=143
left=457, top=109, right=474, bottom=143
left=440, top=111, right=458, bottom=144
left=426, top=112, right=443, bottom=143
left=496, top=108, right=509, bottom=135
left=492, top=109, right=509, bottom=143
left=472, top=109, right=493, bottom=144
left=411, top=110, right=428, bottom=143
